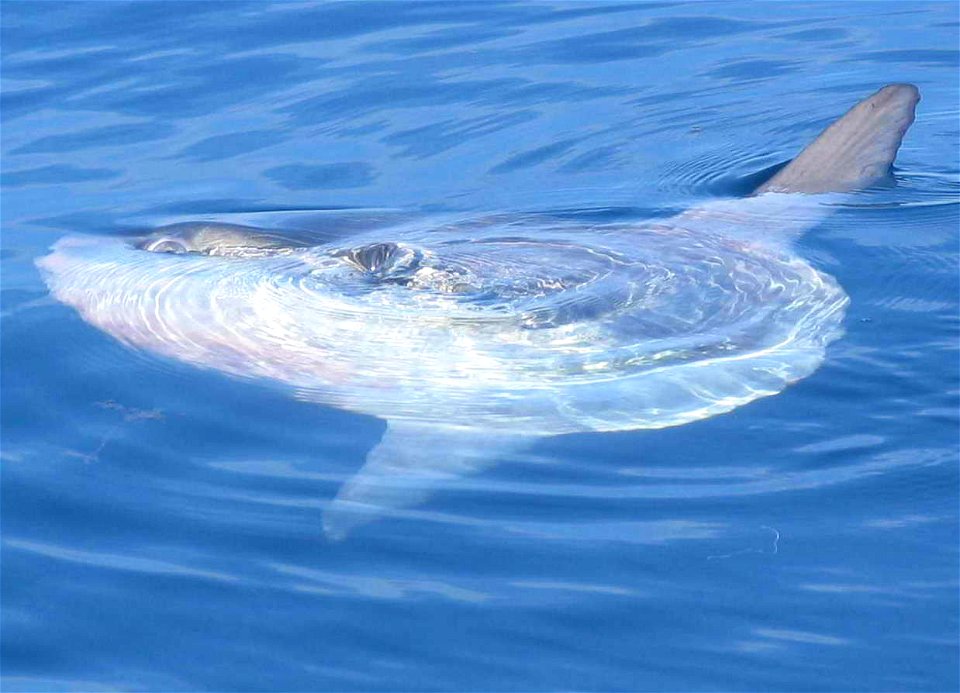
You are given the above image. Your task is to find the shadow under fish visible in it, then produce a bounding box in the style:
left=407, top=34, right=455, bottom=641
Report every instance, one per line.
left=37, top=84, right=920, bottom=538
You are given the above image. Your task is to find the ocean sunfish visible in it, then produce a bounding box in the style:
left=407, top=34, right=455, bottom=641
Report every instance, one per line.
left=38, top=84, right=920, bottom=538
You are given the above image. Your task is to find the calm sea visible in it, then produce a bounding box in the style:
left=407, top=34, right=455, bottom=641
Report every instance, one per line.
left=2, top=2, right=958, bottom=691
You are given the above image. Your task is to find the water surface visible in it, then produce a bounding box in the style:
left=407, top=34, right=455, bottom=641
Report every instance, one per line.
left=2, top=2, right=958, bottom=691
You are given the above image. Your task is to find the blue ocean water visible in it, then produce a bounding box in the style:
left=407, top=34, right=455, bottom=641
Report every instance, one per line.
left=2, top=2, right=958, bottom=691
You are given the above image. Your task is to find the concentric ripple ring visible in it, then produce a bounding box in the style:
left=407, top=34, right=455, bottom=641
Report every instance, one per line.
left=38, top=215, right=848, bottom=434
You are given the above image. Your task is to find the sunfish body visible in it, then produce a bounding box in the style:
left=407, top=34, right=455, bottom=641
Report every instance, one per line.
left=38, top=85, right=919, bottom=537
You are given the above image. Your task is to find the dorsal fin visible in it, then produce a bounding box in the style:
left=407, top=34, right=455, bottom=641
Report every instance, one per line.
left=755, top=84, right=919, bottom=194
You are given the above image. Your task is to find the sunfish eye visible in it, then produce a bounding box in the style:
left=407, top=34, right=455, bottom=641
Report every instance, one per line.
left=141, top=238, right=188, bottom=254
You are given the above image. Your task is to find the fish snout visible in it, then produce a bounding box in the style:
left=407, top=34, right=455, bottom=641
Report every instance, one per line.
left=137, top=237, right=190, bottom=254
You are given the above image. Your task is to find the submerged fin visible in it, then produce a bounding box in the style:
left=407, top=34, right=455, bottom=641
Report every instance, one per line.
left=755, top=83, right=919, bottom=194
left=323, top=421, right=531, bottom=539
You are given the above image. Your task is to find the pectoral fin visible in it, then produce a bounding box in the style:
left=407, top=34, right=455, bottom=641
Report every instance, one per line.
left=323, top=421, right=531, bottom=539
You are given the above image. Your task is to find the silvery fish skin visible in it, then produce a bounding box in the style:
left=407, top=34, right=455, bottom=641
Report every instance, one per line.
left=36, top=84, right=920, bottom=537
left=37, top=201, right=847, bottom=435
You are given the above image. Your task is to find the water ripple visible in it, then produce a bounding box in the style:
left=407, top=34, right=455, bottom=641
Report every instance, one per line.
left=38, top=206, right=847, bottom=433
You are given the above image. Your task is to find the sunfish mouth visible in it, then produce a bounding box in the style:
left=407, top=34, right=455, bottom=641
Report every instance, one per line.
left=136, top=222, right=312, bottom=257
left=139, top=237, right=190, bottom=254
